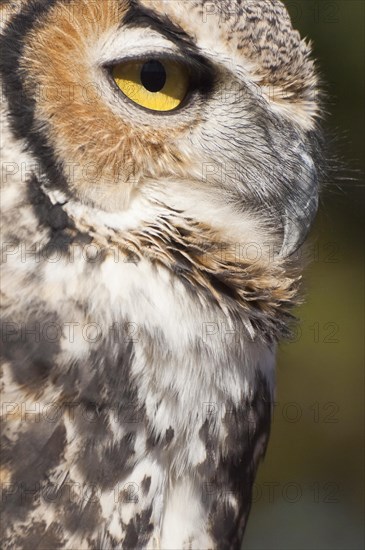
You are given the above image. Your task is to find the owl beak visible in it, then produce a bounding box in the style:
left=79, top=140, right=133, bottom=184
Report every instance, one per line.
left=280, top=158, right=319, bottom=258
left=281, top=193, right=318, bottom=256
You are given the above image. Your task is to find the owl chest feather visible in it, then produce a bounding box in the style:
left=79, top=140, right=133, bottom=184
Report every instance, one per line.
left=1, top=178, right=274, bottom=549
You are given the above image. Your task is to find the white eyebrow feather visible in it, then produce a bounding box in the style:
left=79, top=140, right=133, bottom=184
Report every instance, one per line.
left=88, top=26, right=180, bottom=66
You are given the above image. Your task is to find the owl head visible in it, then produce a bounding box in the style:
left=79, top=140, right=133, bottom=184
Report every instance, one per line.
left=1, top=0, right=322, bottom=259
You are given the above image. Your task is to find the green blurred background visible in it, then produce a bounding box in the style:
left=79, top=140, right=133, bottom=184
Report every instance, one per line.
left=244, top=1, right=364, bottom=549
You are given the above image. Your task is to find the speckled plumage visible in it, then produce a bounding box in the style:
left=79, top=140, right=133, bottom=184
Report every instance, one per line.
left=1, top=1, right=323, bottom=548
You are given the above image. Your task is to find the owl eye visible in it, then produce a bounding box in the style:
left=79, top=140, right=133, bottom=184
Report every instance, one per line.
left=112, top=58, right=190, bottom=112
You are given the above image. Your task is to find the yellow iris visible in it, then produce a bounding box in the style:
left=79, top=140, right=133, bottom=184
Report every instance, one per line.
left=112, top=59, right=189, bottom=112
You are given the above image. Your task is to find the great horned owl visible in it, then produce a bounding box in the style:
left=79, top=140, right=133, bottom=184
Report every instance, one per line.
left=0, top=0, right=323, bottom=548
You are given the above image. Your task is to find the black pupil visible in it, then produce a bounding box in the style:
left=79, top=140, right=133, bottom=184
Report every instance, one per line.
left=140, top=60, right=167, bottom=93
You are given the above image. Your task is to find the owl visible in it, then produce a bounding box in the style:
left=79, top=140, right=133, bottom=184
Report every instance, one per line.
left=0, top=0, right=323, bottom=548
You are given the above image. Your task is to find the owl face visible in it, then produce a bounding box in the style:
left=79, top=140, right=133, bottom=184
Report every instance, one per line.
left=2, top=0, right=321, bottom=255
